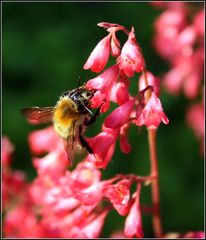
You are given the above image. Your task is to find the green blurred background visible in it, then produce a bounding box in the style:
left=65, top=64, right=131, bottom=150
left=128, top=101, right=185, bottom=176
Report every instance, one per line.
left=2, top=2, right=204, bottom=237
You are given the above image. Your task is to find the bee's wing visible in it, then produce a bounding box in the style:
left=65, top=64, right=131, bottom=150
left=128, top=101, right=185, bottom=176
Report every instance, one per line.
left=64, top=122, right=80, bottom=166
left=21, top=107, right=54, bottom=124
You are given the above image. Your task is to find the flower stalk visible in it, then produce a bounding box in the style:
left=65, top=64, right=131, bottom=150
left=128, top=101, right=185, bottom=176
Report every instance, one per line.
left=143, top=69, right=162, bottom=237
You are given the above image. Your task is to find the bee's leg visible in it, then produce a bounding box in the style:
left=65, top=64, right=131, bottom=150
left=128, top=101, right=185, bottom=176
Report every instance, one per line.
left=79, top=134, right=94, bottom=154
left=85, top=104, right=102, bottom=126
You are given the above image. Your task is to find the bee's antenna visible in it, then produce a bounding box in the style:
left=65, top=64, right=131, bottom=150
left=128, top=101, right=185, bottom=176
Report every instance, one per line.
left=77, top=76, right=81, bottom=89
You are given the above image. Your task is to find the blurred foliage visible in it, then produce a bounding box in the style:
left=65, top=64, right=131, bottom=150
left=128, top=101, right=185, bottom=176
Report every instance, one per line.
left=2, top=2, right=204, bottom=237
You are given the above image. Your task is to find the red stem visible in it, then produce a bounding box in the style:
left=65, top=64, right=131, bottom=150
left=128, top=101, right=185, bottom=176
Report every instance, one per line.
left=148, top=129, right=162, bottom=238
left=143, top=69, right=162, bottom=238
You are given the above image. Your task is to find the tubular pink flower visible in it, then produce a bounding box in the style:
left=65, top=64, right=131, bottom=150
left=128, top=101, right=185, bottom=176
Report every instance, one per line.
left=110, top=76, right=130, bottom=105
left=86, top=128, right=119, bottom=169
left=104, top=98, right=136, bottom=129
left=29, top=126, right=60, bottom=155
left=118, top=29, right=145, bottom=77
left=136, top=92, right=169, bottom=129
left=83, top=34, right=111, bottom=73
left=103, top=179, right=132, bottom=216
left=124, top=183, right=144, bottom=238
left=163, top=66, right=184, bottom=95
left=86, top=65, right=119, bottom=112
left=139, top=71, right=160, bottom=97
left=68, top=161, right=104, bottom=206
left=32, top=148, right=68, bottom=177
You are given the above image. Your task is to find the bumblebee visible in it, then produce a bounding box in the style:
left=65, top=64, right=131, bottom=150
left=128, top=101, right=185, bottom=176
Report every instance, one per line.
left=21, top=85, right=101, bottom=164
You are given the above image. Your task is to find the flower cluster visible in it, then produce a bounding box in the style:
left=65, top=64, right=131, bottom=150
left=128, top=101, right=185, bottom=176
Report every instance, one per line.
left=3, top=134, right=153, bottom=238
left=152, top=2, right=204, bottom=154
left=84, top=22, right=169, bottom=169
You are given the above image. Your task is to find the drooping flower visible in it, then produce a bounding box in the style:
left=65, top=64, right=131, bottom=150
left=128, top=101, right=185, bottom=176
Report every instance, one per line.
left=104, top=97, right=136, bottom=129
left=86, top=64, right=119, bottom=112
left=83, top=34, right=111, bottom=73
left=118, top=28, right=145, bottom=77
left=110, top=75, right=130, bottom=105
left=124, top=183, right=144, bottom=238
left=136, top=92, right=169, bottom=129
left=86, top=127, right=119, bottom=169
left=103, top=179, right=132, bottom=216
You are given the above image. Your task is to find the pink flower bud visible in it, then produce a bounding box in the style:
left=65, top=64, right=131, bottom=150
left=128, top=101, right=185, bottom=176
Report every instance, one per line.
left=139, top=71, right=160, bottom=97
left=118, top=29, right=145, bottom=77
left=83, top=34, right=111, bottom=73
left=111, top=33, right=121, bottom=57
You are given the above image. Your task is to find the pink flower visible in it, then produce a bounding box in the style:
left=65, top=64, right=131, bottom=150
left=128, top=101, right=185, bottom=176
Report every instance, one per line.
left=29, top=127, right=69, bottom=175
left=186, top=102, right=204, bottom=139
left=139, top=71, right=160, bottom=97
left=154, top=10, right=186, bottom=59
left=104, top=97, right=136, bottom=129
left=124, top=183, right=144, bottom=238
left=163, top=66, right=184, bottom=95
left=86, top=65, right=119, bottom=112
left=3, top=206, right=44, bottom=238
left=68, top=161, right=104, bottom=206
left=86, top=127, right=119, bottom=169
left=193, top=10, right=204, bottom=37
left=32, top=148, right=69, bottom=177
left=83, top=34, right=111, bottom=73
left=103, top=179, right=132, bottom=216
left=136, top=92, right=169, bottom=129
left=118, top=28, right=145, bottom=77
left=3, top=170, right=27, bottom=210
left=28, top=126, right=60, bottom=155
left=110, top=75, right=130, bottom=105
